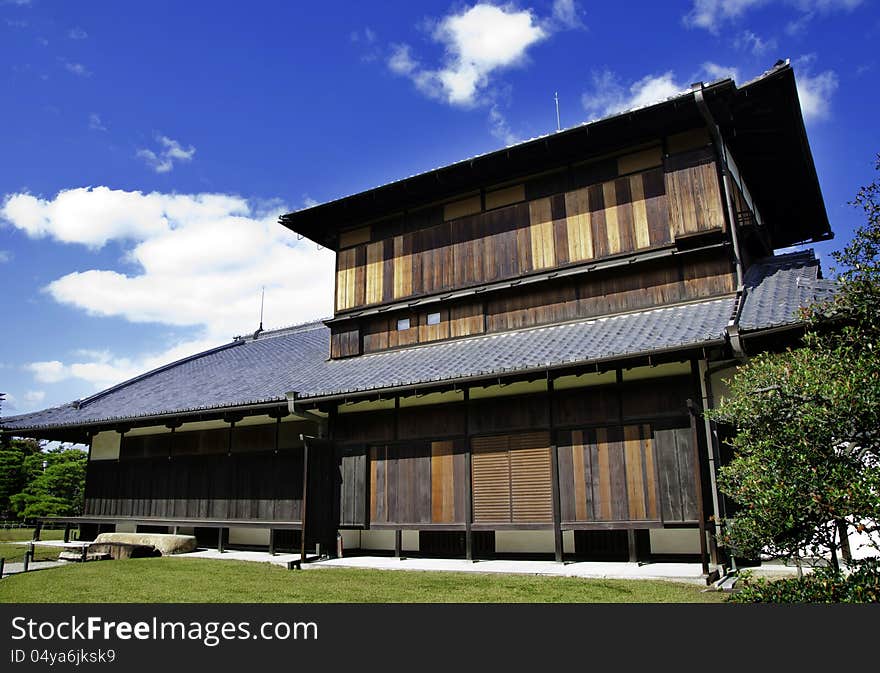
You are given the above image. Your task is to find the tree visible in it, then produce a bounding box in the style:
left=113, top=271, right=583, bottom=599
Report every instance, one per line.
left=9, top=444, right=88, bottom=519
left=0, top=438, right=42, bottom=518
left=710, top=156, right=880, bottom=572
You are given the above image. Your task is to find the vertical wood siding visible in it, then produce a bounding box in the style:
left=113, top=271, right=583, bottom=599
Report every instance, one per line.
left=333, top=152, right=723, bottom=313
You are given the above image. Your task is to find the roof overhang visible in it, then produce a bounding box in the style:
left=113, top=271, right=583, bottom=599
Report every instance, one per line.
left=280, top=62, right=831, bottom=251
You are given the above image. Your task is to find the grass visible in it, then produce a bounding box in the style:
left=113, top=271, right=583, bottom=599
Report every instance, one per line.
left=0, top=527, right=68, bottom=564
left=0, top=556, right=723, bottom=603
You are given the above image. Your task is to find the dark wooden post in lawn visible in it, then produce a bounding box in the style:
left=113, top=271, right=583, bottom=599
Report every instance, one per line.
left=32, top=521, right=42, bottom=541
left=63, top=523, right=71, bottom=543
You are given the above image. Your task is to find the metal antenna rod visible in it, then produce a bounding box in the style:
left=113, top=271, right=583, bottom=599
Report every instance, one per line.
left=554, top=91, right=561, bottom=132
left=259, top=286, right=265, bottom=331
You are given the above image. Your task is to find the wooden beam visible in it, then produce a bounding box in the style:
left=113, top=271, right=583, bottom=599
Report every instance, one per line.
left=394, top=529, right=402, bottom=558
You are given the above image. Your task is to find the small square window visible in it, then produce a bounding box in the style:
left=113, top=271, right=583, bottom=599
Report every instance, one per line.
left=427, top=312, right=441, bottom=326
left=397, top=318, right=411, bottom=331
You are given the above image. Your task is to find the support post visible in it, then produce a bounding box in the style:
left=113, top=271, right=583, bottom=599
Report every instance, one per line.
left=0, top=557, right=4, bottom=578
left=269, top=529, right=276, bottom=556
left=80, top=544, right=87, bottom=563
left=300, top=439, right=310, bottom=566
left=394, top=530, right=402, bottom=558
left=688, top=398, right=711, bottom=575
left=217, top=528, right=225, bottom=554
left=63, top=524, right=71, bottom=543
left=627, top=531, right=639, bottom=563
left=32, top=521, right=42, bottom=541
left=548, top=377, right=564, bottom=563
left=172, top=526, right=180, bottom=535
left=463, top=387, right=473, bottom=561
left=24, top=543, right=33, bottom=571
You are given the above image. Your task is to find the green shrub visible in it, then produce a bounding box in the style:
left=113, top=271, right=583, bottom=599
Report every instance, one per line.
left=729, top=558, right=880, bottom=603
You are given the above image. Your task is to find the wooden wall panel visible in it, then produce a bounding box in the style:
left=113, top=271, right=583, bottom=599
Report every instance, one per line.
left=431, top=441, right=456, bottom=523
left=654, top=426, right=698, bottom=522
left=666, top=160, right=724, bottom=238
left=557, top=424, right=660, bottom=524
left=565, top=187, right=593, bottom=262
left=84, top=443, right=307, bottom=523
left=529, top=198, right=556, bottom=269
left=472, top=436, right=512, bottom=523
left=369, top=440, right=465, bottom=525
left=332, top=155, right=722, bottom=316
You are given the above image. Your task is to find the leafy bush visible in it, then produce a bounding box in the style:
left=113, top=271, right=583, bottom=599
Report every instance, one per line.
left=729, top=558, right=880, bottom=603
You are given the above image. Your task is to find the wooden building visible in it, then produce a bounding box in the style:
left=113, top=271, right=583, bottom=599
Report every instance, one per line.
left=1, top=62, right=834, bottom=568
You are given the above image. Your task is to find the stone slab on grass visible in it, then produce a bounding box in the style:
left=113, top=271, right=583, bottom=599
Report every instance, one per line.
left=93, top=533, right=196, bottom=555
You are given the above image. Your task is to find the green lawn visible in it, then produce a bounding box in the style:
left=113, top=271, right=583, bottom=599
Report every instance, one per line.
left=0, top=556, right=722, bottom=603
left=0, top=527, right=67, bottom=564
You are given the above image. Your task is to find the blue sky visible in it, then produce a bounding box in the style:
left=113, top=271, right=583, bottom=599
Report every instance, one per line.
left=1, top=0, right=878, bottom=418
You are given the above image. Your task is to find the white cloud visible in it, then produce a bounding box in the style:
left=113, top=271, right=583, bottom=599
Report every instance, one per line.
left=735, top=30, right=777, bottom=55
left=4, top=186, right=335, bottom=391
left=551, top=0, right=585, bottom=29
left=24, top=390, right=45, bottom=403
left=684, top=0, right=863, bottom=33
left=68, top=27, right=87, bottom=40
left=136, top=135, right=196, bottom=173
left=581, top=63, right=739, bottom=119
left=27, top=360, right=68, bottom=384
left=60, top=58, right=91, bottom=77
left=88, top=113, right=106, bottom=131
left=0, top=250, right=10, bottom=263
left=794, top=56, right=838, bottom=121
left=488, top=104, right=517, bottom=145
left=388, top=3, right=548, bottom=107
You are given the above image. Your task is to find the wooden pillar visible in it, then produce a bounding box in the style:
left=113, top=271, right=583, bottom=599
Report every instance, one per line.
left=394, top=530, right=402, bottom=558
left=217, top=527, right=225, bottom=554
left=688, top=399, right=710, bottom=575
left=627, top=530, right=639, bottom=563
left=463, top=387, right=474, bottom=561
left=548, top=377, right=564, bottom=563
left=63, top=524, right=71, bottom=543
left=269, top=529, right=276, bottom=556
left=23, top=543, right=33, bottom=572
left=300, top=437, right=310, bottom=565
left=32, top=521, right=42, bottom=541
left=0, top=557, right=4, bottom=578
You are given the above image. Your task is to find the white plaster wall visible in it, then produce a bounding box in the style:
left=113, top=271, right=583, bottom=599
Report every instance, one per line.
left=649, top=529, right=701, bottom=555
left=115, top=522, right=137, bottom=533
left=228, top=527, right=270, bottom=546
left=340, top=529, right=362, bottom=552
left=402, top=530, right=419, bottom=551
left=563, top=530, right=575, bottom=554
left=494, top=531, right=555, bottom=553
left=90, top=431, right=120, bottom=461
left=360, top=530, right=395, bottom=551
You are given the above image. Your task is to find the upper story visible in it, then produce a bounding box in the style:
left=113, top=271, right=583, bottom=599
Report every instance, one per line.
left=280, top=62, right=832, bottom=360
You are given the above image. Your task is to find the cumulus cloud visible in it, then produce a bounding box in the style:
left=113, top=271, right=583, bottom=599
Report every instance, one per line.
left=3, top=187, right=335, bottom=391
left=0, top=250, right=10, bottom=263
left=388, top=3, right=549, bottom=107
left=794, top=55, right=838, bottom=121
left=581, top=63, right=739, bottom=119
left=136, top=135, right=196, bottom=173
left=684, top=0, right=863, bottom=33
left=24, top=390, right=45, bottom=403
left=68, top=27, right=87, bottom=39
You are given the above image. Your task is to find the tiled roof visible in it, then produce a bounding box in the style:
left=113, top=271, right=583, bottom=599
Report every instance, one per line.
left=2, top=252, right=830, bottom=432
left=739, top=250, right=834, bottom=331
